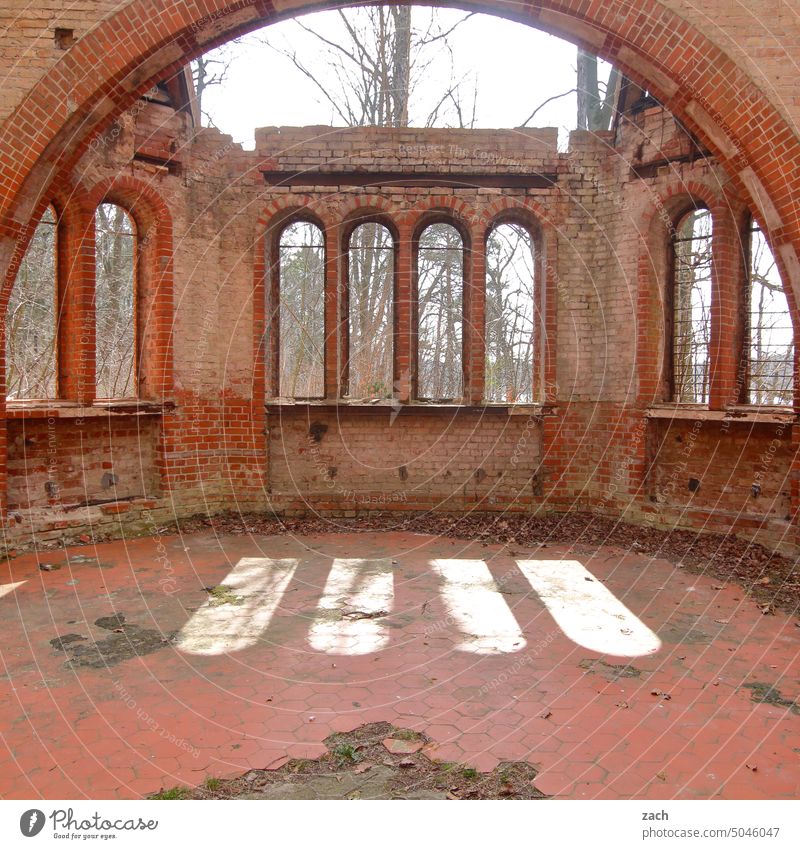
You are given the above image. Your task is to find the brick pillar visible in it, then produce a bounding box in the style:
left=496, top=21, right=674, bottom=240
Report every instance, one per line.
left=395, top=221, right=412, bottom=403
left=541, top=227, right=559, bottom=405
left=139, top=218, right=174, bottom=401
left=466, top=221, right=485, bottom=404
left=59, top=203, right=95, bottom=404
left=709, top=202, right=741, bottom=409
left=324, top=224, right=339, bottom=400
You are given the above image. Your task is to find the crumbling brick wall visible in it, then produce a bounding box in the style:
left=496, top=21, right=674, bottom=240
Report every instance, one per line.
left=2, top=1, right=800, bottom=556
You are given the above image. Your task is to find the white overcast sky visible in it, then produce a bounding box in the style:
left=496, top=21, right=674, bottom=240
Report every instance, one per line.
left=200, top=6, right=613, bottom=149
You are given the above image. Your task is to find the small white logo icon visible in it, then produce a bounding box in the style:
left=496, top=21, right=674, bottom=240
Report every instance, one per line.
left=19, top=809, right=46, bottom=837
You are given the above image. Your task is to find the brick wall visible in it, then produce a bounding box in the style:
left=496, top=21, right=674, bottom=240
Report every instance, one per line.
left=2, top=3, right=800, bottom=556
left=267, top=406, right=542, bottom=515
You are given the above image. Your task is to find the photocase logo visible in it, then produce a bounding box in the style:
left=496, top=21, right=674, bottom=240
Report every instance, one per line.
left=19, top=809, right=46, bottom=837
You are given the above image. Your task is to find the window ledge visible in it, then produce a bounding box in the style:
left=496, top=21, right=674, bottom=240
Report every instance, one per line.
left=265, top=399, right=552, bottom=416
left=645, top=404, right=796, bottom=424
left=5, top=400, right=172, bottom=420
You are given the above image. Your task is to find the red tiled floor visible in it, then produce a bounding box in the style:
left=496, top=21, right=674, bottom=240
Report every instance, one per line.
left=0, top=530, right=797, bottom=799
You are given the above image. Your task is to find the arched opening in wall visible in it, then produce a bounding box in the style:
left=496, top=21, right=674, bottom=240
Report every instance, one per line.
left=745, top=218, right=795, bottom=407
left=6, top=205, right=57, bottom=400
left=94, top=203, right=136, bottom=400
left=344, top=222, right=395, bottom=400
left=276, top=220, right=326, bottom=399
left=415, top=222, right=464, bottom=401
left=669, top=208, right=712, bottom=405
left=484, top=222, right=536, bottom=404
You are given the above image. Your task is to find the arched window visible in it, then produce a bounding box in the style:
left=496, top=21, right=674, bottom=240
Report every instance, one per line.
left=277, top=221, right=325, bottom=398
left=6, top=205, right=57, bottom=399
left=671, top=208, right=712, bottom=404
left=95, top=203, right=135, bottom=399
left=746, top=219, right=794, bottom=405
left=485, top=222, right=536, bottom=403
left=346, top=222, right=394, bottom=399
left=416, top=222, right=463, bottom=400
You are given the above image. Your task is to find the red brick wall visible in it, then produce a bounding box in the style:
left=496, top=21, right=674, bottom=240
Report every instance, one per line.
left=1, top=7, right=800, bottom=556
left=267, top=406, right=542, bottom=514
left=6, top=415, right=159, bottom=510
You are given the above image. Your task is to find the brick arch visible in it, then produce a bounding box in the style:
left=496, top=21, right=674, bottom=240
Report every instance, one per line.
left=408, top=196, right=479, bottom=243
left=479, top=196, right=556, bottom=233
left=337, top=195, right=406, bottom=235
left=256, top=195, right=338, bottom=235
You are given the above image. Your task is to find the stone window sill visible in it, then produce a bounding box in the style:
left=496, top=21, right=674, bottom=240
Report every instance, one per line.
left=4, top=400, right=172, bottom=420
left=265, top=398, right=552, bottom=417
left=645, top=404, right=795, bottom=424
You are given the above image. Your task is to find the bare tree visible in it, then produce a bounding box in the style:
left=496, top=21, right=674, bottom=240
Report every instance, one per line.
left=255, top=7, right=477, bottom=128
left=191, top=41, right=241, bottom=127
left=244, top=7, right=477, bottom=399
left=577, top=49, right=620, bottom=131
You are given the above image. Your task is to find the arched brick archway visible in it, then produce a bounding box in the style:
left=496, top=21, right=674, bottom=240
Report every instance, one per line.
left=2, top=0, right=800, bottom=321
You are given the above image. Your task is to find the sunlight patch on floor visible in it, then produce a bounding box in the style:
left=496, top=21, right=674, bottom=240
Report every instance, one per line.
left=430, top=559, right=526, bottom=654
left=0, top=581, right=25, bottom=600
left=308, top=558, right=394, bottom=655
left=176, top=558, right=298, bottom=655
left=515, top=559, right=661, bottom=656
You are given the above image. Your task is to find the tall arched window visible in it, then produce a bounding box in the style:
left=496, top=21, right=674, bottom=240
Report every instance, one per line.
left=346, top=222, right=394, bottom=399
left=416, top=222, right=463, bottom=400
left=277, top=221, right=325, bottom=398
left=671, top=208, right=712, bottom=404
left=746, top=219, right=794, bottom=405
left=95, top=203, right=135, bottom=399
left=6, top=205, right=57, bottom=399
left=485, top=222, right=536, bottom=403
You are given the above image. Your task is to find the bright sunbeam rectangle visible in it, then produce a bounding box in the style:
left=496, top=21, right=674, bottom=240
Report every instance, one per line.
left=515, top=559, right=661, bottom=657
left=308, top=558, right=393, bottom=655
left=176, top=557, right=298, bottom=656
left=430, top=559, right=525, bottom=654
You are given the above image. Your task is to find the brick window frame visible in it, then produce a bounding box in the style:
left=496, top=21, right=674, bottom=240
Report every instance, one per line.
left=80, top=178, right=174, bottom=406
left=482, top=211, right=543, bottom=405
left=737, top=212, right=796, bottom=408
left=339, top=213, right=400, bottom=401
left=666, top=202, right=713, bottom=404
left=266, top=214, right=328, bottom=400
left=411, top=213, right=470, bottom=403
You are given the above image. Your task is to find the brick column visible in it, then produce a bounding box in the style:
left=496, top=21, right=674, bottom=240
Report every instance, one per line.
left=138, top=216, right=174, bottom=402
left=709, top=202, right=742, bottom=409
left=58, top=203, right=95, bottom=404
left=324, top=224, right=339, bottom=400
left=466, top=221, right=485, bottom=404
left=395, top=221, right=412, bottom=403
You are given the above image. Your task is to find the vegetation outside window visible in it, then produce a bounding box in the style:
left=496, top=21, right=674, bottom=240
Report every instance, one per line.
left=346, top=222, right=394, bottom=400
left=671, top=209, right=712, bottom=404
left=416, top=223, right=463, bottom=401
left=484, top=222, right=536, bottom=403
left=278, top=221, right=326, bottom=398
left=6, top=205, right=57, bottom=399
